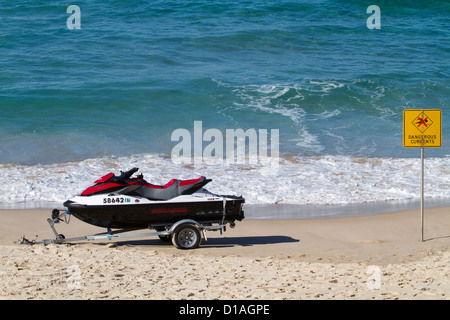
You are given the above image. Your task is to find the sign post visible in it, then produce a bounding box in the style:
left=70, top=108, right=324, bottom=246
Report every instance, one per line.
left=403, top=109, right=442, bottom=242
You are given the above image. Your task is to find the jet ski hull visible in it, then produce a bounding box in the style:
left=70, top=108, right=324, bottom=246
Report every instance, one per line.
left=64, top=193, right=245, bottom=229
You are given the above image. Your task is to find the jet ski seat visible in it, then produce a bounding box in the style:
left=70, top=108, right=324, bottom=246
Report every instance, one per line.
left=79, top=168, right=211, bottom=201
left=136, top=176, right=211, bottom=201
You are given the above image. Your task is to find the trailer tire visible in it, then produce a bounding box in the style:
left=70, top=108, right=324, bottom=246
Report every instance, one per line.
left=51, top=209, right=60, bottom=220
left=171, top=224, right=201, bottom=249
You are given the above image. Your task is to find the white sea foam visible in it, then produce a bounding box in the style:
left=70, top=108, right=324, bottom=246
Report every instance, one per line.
left=229, top=82, right=328, bottom=154
left=0, top=153, right=449, bottom=208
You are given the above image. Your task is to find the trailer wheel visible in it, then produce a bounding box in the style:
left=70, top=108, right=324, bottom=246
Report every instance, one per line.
left=171, top=224, right=201, bottom=249
left=51, top=209, right=60, bottom=220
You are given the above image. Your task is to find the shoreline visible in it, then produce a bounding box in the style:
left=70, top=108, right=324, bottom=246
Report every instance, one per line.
left=2, top=197, right=450, bottom=220
left=244, top=197, right=450, bottom=220
left=0, top=205, right=449, bottom=299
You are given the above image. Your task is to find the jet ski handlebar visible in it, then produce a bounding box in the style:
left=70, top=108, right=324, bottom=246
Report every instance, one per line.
left=119, top=167, right=139, bottom=180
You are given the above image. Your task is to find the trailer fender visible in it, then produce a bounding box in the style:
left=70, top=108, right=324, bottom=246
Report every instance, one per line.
left=168, top=219, right=203, bottom=234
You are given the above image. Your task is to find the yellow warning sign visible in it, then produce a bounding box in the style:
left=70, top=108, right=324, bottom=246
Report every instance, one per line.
left=403, top=109, right=441, bottom=148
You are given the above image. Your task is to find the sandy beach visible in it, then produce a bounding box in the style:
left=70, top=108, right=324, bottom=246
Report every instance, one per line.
left=0, top=205, right=449, bottom=300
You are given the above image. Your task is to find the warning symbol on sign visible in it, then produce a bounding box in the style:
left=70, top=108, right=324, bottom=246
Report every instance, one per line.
left=412, top=112, right=433, bottom=133
left=403, top=109, right=441, bottom=148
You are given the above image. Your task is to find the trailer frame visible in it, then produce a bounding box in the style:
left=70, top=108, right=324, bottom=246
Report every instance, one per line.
left=19, top=209, right=235, bottom=249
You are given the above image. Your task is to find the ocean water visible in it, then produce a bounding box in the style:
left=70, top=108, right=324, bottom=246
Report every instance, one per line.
left=0, top=1, right=449, bottom=214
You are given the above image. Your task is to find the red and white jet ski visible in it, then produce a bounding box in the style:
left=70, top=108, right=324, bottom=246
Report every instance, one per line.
left=63, top=167, right=245, bottom=229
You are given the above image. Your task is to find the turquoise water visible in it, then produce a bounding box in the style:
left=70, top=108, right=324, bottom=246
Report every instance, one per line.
left=0, top=1, right=449, bottom=208
left=1, top=0, right=449, bottom=164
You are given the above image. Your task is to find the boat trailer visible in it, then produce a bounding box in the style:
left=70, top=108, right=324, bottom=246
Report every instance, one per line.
left=19, top=209, right=235, bottom=250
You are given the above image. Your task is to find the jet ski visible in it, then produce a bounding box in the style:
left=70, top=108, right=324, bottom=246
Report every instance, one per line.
left=63, top=167, right=245, bottom=229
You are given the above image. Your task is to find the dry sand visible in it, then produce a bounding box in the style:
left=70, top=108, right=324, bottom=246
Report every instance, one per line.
left=0, top=206, right=449, bottom=300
